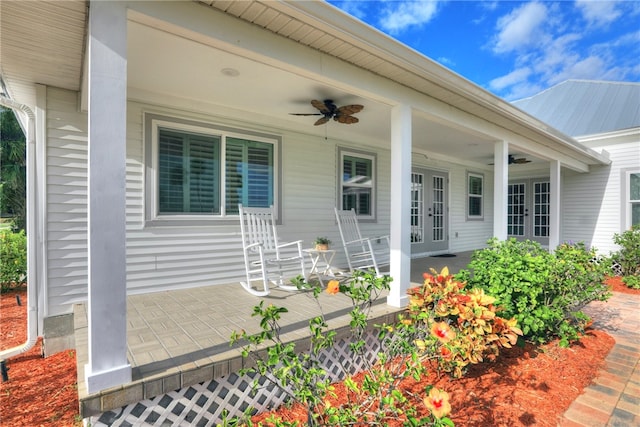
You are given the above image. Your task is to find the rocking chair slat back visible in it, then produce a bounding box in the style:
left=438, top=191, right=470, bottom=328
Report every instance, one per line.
left=238, top=204, right=306, bottom=296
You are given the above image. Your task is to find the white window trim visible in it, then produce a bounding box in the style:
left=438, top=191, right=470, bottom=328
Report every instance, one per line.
left=144, top=113, right=281, bottom=226
left=337, top=147, right=377, bottom=222
left=622, top=168, right=640, bottom=230
left=466, top=172, right=484, bottom=221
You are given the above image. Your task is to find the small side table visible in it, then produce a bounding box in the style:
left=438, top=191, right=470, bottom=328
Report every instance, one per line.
left=303, top=248, right=336, bottom=287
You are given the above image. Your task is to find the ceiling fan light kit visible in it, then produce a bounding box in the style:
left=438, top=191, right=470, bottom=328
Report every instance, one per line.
left=290, top=99, right=364, bottom=125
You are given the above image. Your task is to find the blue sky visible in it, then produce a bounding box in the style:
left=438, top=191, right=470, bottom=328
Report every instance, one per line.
left=327, top=1, right=640, bottom=100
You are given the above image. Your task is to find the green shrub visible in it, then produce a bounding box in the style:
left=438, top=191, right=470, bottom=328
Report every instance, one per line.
left=456, top=238, right=610, bottom=346
left=622, top=275, right=640, bottom=289
left=611, top=225, right=640, bottom=277
left=0, top=229, right=27, bottom=292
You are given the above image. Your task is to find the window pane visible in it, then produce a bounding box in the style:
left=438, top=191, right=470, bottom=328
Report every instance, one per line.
left=159, top=129, right=219, bottom=214
left=469, top=175, right=482, bottom=195
left=469, top=196, right=481, bottom=216
left=631, top=173, right=640, bottom=200
left=226, top=138, right=274, bottom=214
left=632, top=202, right=640, bottom=226
left=342, top=154, right=373, bottom=215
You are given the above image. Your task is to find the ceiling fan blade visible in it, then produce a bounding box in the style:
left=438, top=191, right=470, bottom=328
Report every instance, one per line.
left=337, top=104, right=364, bottom=115
left=289, top=113, right=323, bottom=116
left=513, top=158, right=531, bottom=164
left=314, top=116, right=331, bottom=126
left=335, top=115, right=359, bottom=124
left=311, top=99, right=332, bottom=114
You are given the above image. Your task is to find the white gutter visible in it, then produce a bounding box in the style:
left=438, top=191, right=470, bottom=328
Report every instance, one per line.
left=0, top=95, right=39, bottom=361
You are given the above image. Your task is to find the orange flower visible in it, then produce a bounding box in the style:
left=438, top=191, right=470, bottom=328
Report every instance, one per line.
left=440, top=346, right=453, bottom=360
left=326, top=280, right=340, bottom=295
left=424, top=388, right=451, bottom=419
left=430, top=321, right=455, bottom=343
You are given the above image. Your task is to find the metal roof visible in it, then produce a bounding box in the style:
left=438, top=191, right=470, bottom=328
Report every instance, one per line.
left=512, top=80, right=640, bottom=137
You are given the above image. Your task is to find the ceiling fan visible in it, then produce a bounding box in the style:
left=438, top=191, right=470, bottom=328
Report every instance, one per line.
left=289, top=99, right=364, bottom=125
left=489, top=154, right=532, bottom=165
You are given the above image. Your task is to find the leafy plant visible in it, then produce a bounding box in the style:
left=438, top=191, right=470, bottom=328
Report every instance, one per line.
left=456, top=238, right=610, bottom=346
left=405, top=267, right=522, bottom=378
left=0, top=229, right=27, bottom=292
left=611, top=225, right=640, bottom=277
left=313, top=236, right=331, bottom=245
left=229, top=271, right=456, bottom=426
left=622, top=275, right=640, bottom=289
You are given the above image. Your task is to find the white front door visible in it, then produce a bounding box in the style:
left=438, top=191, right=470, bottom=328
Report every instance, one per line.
left=411, top=168, right=449, bottom=255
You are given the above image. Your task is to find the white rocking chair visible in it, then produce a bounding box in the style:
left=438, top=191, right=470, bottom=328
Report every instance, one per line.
left=239, top=205, right=306, bottom=296
left=334, top=207, right=390, bottom=276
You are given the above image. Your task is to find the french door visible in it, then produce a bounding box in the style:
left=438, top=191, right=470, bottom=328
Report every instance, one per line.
left=508, top=179, right=550, bottom=245
left=411, top=168, right=449, bottom=256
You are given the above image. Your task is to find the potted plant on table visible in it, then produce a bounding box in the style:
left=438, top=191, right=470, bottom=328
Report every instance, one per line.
left=314, top=237, right=331, bottom=251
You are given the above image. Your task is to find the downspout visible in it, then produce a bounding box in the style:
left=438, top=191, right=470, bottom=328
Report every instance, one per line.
left=0, top=95, right=39, bottom=364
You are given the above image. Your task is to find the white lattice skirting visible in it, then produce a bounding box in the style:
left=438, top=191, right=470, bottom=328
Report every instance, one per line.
left=87, top=331, right=382, bottom=426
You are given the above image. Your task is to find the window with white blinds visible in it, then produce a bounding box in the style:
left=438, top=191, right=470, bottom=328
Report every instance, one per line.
left=225, top=138, right=273, bottom=215
left=627, top=171, right=640, bottom=228
left=150, top=117, right=277, bottom=220
left=467, top=172, right=484, bottom=220
left=159, top=128, right=220, bottom=214
left=339, top=150, right=376, bottom=218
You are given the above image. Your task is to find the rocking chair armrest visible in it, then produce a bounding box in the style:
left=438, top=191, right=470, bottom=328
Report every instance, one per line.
left=344, top=236, right=384, bottom=246
left=276, top=239, right=304, bottom=249
left=243, top=241, right=264, bottom=251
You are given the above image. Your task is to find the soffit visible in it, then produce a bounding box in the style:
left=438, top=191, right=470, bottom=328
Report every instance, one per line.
left=0, top=0, right=87, bottom=108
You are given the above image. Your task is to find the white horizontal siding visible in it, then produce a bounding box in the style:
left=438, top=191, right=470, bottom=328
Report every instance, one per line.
left=46, top=87, right=88, bottom=316
left=562, top=141, right=640, bottom=254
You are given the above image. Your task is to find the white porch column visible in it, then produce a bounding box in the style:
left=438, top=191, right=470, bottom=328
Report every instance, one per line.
left=549, top=159, right=561, bottom=250
left=387, top=104, right=412, bottom=308
left=493, top=141, right=509, bottom=240
left=85, top=1, right=131, bottom=394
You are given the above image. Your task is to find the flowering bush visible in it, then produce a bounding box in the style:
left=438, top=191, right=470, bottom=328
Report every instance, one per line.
left=405, top=267, right=522, bottom=378
left=226, top=271, right=455, bottom=426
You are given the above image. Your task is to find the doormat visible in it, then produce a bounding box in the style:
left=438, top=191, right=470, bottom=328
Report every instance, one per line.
left=431, top=254, right=456, bottom=258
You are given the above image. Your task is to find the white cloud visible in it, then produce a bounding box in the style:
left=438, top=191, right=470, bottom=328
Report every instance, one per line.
left=437, top=56, right=456, bottom=67
left=575, top=0, right=622, bottom=27
left=378, top=0, right=441, bottom=34
left=489, top=67, right=532, bottom=91
left=493, top=2, right=548, bottom=53
left=547, top=56, right=608, bottom=84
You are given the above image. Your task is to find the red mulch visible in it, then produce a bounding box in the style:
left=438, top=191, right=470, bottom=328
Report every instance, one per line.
left=0, top=289, right=79, bottom=427
left=2, top=277, right=637, bottom=426
left=604, top=275, right=640, bottom=295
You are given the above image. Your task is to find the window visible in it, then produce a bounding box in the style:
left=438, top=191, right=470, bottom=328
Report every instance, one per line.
left=625, top=170, right=640, bottom=228
left=158, top=128, right=220, bottom=214
left=339, top=149, right=376, bottom=218
left=467, top=173, right=483, bottom=219
left=146, top=114, right=279, bottom=224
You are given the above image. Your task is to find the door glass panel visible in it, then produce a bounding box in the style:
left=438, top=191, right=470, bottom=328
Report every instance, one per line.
left=411, top=173, right=424, bottom=243
left=433, top=175, right=445, bottom=242
left=534, top=182, right=550, bottom=237
left=508, top=184, right=525, bottom=236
